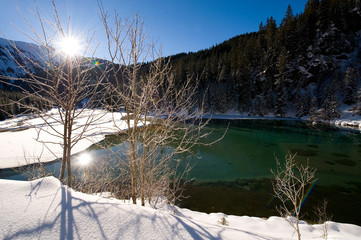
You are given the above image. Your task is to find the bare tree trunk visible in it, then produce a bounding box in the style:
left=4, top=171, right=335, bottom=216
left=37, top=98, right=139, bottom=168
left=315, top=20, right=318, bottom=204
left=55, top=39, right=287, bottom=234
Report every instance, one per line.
left=66, top=116, right=72, bottom=187
left=60, top=111, right=68, bottom=180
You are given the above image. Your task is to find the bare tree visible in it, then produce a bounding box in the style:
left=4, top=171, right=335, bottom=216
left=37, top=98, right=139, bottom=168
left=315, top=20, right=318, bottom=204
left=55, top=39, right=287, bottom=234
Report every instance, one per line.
left=0, top=0, right=107, bottom=187
left=271, top=153, right=317, bottom=240
left=99, top=3, right=219, bottom=206
left=314, top=199, right=332, bottom=240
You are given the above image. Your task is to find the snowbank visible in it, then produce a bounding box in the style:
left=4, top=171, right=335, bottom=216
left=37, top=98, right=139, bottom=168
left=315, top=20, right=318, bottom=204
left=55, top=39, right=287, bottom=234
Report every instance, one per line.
left=330, top=106, right=361, bottom=130
left=0, top=109, right=130, bottom=169
left=0, top=177, right=360, bottom=240
left=205, top=107, right=361, bottom=131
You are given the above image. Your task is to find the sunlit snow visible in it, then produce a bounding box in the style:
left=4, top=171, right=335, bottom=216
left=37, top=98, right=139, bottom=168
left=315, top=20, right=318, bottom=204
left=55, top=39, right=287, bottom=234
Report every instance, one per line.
left=0, top=177, right=360, bottom=240
left=0, top=109, right=131, bottom=169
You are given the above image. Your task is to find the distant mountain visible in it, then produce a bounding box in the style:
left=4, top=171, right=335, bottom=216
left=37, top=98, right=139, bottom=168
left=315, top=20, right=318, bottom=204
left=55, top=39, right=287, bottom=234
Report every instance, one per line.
left=167, top=0, right=361, bottom=120
left=0, top=38, right=104, bottom=119
left=0, top=38, right=46, bottom=79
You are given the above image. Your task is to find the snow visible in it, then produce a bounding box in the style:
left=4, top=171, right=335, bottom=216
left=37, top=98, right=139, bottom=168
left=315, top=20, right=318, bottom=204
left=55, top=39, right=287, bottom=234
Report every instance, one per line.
left=0, top=109, right=131, bottom=169
left=329, top=105, right=361, bottom=130
left=0, top=37, right=47, bottom=77
left=0, top=176, right=360, bottom=240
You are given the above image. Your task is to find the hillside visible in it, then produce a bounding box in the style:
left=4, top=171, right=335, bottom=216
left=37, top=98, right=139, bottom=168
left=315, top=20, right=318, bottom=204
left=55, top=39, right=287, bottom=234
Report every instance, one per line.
left=1, top=0, right=361, bottom=122
left=0, top=38, right=45, bottom=79
left=168, top=0, right=361, bottom=120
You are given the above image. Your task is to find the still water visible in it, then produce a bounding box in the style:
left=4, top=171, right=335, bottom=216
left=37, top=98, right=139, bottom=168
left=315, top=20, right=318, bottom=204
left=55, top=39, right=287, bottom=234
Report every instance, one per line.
left=190, top=119, right=361, bottom=187
left=180, top=119, right=361, bottom=226
left=1, top=119, right=361, bottom=224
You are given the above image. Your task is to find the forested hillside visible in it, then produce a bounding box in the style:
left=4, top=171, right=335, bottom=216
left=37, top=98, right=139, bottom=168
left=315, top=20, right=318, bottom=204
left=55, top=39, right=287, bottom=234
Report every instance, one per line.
left=168, top=0, right=361, bottom=120
left=1, top=0, right=361, bottom=121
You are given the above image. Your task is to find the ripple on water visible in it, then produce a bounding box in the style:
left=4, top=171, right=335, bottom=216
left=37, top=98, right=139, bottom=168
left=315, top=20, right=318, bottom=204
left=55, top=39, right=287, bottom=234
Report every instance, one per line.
left=333, top=159, right=357, bottom=167
left=307, top=144, right=319, bottom=149
left=325, top=160, right=335, bottom=165
left=332, top=153, right=350, bottom=158
left=290, top=149, right=318, bottom=157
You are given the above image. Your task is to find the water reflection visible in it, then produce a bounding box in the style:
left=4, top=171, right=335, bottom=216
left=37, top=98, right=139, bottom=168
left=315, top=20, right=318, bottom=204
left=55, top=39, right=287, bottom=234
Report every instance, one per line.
left=77, top=152, right=92, bottom=166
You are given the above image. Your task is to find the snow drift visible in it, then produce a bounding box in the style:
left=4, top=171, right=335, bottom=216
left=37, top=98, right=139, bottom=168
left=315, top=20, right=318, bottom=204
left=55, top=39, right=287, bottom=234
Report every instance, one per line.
left=0, top=176, right=360, bottom=240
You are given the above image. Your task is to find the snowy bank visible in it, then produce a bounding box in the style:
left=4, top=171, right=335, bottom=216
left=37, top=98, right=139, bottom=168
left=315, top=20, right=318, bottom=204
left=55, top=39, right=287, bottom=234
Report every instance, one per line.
left=329, top=106, right=361, bottom=130
left=0, top=177, right=360, bottom=240
left=204, top=107, right=361, bottom=131
left=0, top=109, right=132, bottom=169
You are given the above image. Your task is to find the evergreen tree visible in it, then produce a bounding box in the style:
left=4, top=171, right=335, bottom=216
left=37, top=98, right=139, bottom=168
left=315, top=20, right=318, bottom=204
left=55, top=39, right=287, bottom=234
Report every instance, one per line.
left=318, top=0, right=331, bottom=31
left=352, top=89, right=361, bottom=116
left=263, top=89, right=275, bottom=114
left=275, top=81, right=287, bottom=117
left=277, top=47, right=288, bottom=81
left=265, top=17, right=277, bottom=52
left=322, top=80, right=341, bottom=120
left=236, top=64, right=252, bottom=113
left=343, top=65, right=359, bottom=105
left=252, top=95, right=265, bottom=116
left=308, top=96, right=320, bottom=121
left=281, top=5, right=294, bottom=27
left=296, top=88, right=311, bottom=118
left=281, top=5, right=298, bottom=54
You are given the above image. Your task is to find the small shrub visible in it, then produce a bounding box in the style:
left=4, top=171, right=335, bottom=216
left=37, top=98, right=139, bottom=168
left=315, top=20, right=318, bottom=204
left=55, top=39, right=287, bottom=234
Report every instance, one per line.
left=218, top=217, right=229, bottom=226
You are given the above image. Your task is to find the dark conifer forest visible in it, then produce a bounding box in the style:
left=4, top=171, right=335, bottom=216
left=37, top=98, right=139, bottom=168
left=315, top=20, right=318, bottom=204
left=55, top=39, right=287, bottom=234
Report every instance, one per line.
left=165, top=0, right=361, bottom=119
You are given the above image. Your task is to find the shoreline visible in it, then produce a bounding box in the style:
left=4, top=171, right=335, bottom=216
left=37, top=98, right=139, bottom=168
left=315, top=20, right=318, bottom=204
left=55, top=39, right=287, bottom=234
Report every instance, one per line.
left=1, top=111, right=361, bottom=170
left=203, top=112, right=361, bottom=131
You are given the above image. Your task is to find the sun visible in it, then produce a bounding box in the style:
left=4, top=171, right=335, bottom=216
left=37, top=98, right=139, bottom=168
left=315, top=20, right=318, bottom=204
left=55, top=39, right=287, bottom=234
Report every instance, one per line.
left=59, top=35, right=81, bottom=57
left=78, top=152, right=92, bottom=166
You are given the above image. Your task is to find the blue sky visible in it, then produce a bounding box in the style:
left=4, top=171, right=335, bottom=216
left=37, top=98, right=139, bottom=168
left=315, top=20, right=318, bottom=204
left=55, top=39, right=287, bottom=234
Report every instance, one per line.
left=0, top=0, right=309, bottom=59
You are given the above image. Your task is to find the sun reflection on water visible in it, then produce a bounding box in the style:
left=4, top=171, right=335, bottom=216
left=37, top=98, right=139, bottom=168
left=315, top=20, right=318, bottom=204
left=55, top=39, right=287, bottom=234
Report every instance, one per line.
left=78, top=152, right=92, bottom=166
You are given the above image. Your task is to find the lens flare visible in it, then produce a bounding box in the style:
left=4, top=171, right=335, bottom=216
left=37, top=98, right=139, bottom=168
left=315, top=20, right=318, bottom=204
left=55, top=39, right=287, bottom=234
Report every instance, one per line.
left=267, top=178, right=318, bottom=217
left=267, top=175, right=291, bottom=206
left=292, top=179, right=317, bottom=216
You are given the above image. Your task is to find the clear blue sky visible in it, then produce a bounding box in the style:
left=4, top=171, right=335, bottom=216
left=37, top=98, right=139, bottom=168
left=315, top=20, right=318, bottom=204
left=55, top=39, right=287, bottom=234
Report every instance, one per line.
left=0, top=0, right=309, bottom=59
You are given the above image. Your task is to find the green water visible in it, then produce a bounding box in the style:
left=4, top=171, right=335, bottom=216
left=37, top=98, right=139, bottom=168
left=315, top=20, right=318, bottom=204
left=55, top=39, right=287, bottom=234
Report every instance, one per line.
left=178, top=119, right=361, bottom=225
left=190, top=119, right=361, bottom=187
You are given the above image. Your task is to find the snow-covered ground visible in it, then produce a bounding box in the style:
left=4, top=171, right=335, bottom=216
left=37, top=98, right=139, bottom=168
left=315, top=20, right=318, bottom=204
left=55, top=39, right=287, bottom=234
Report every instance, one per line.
left=0, top=109, right=130, bottom=169
left=330, top=105, right=361, bottom=130
left=0, top=176, right=360, bottom=240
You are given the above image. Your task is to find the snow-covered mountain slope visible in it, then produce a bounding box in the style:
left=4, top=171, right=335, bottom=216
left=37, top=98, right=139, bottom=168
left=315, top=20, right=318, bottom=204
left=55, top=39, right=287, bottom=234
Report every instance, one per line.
left=0, top=37, right=46, bottom=78
left=1, top=176, right=360, bottom=240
